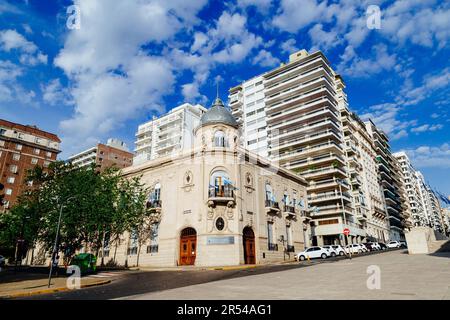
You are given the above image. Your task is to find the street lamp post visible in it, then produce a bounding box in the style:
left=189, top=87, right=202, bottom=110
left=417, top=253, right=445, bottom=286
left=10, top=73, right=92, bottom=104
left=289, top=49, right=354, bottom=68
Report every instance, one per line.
left=338, top=180, right=352, bottom=260
left=48, top=196, right=76, bottom=288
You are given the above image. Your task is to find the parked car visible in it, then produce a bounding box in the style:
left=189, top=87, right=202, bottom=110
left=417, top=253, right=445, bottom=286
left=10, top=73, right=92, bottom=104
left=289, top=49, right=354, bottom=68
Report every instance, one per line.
left=358, top=244, right=369, bottom=252
left=362, top=243, right=374, bottom=251
left=369, top=242, right=382, bottom=251
left=345, top=244, right=362, bottom=254
left=322, top=245, right=338, bottom=257
left=0, top=255, right=5, bottom=267
left=378, top=242, right=388, bottom=250
left=400, top=241, right=408, bottom=248
left=295, top=246, right=330, bottom=261
left=387, top=240, right=402, bottom=249
left=323, top=245, right=346, bottom=256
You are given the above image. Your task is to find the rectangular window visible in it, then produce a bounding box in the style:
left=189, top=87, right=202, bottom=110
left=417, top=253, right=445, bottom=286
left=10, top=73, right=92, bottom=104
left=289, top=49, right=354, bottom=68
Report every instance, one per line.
left=31, top=158, right=38, bottom=164
left=9, top=165, right=18, bottom=173
left=16, top=144, right=22, bottom=151
left=0, top=140, right=4, bottom=146
left=267, top=222, right=273, bottom=244
left=46, top=151, right=52, bottom=158
left=43, top=161, right=50, bottom=167
left=5, top=189, right=12, bottom=195
left=12, top=153, right=20, bottom=161
left=7, top=177, right=15, bottom=184
left=34, top=148, right=40, bottom=155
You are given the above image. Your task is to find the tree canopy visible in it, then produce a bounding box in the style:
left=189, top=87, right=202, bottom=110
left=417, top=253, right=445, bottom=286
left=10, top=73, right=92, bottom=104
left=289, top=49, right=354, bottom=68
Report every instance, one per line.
left=0, top=161, right=150, bottom=265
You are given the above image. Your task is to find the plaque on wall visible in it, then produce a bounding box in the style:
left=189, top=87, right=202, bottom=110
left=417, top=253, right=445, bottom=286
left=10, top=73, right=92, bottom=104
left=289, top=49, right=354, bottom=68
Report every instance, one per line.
left=206, top=236, right=235, bottom=245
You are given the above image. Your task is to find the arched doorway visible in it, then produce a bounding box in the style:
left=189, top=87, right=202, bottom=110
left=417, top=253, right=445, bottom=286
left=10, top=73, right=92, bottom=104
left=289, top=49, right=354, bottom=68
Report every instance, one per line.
left=243, top=227, right=256, bottom=264
left=179, top=227, right=197, bottom=266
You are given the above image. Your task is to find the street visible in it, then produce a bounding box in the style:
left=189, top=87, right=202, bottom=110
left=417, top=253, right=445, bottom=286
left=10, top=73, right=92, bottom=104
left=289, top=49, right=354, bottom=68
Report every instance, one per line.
left=13, top=249, right=450, bottom=300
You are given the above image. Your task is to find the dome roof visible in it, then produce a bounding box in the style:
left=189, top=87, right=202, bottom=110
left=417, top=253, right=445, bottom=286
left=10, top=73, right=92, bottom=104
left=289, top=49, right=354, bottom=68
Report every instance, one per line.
left=199, top=98, right=239, bottom=129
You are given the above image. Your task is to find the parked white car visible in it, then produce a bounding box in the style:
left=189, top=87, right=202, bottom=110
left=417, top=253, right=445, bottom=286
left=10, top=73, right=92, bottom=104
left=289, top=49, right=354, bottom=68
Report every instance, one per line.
left=345, top=244, right=363, bottom=254
left=323, top=245, right=346, bottom=257
left=387, top=240, right=402, bottom=248
left=295, top=246, right=330, bottom=261
left=367, top=242, right=382, bottom=251
left=357, top=244, right=369, bottom=253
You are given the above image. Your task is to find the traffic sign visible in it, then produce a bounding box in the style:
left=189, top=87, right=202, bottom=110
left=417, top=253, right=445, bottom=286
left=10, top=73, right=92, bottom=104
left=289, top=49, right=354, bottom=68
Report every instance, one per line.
left=343, top=228, right=350, bottom=236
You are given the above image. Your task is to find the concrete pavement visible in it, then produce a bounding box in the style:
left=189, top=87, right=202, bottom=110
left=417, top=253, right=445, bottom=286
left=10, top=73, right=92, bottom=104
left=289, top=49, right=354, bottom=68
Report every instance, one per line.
left=122, top=250, right=450, bottom=300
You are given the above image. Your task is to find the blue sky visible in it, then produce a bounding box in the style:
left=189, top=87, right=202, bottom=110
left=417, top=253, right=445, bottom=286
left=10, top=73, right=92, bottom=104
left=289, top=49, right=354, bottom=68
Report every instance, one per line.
left=0, top=0, right=449, bottom=195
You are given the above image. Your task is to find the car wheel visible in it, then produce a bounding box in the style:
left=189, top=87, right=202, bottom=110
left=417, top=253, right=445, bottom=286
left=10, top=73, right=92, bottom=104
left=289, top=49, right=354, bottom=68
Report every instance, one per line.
left=321, top=253, right=327, bottom=259
left=331, top=252, right=336, bottom=257
left=358, top=250, right=362, bottom=254
left=299, top=255, right=306, bottom=261
left=339, top=251, right=344, bottom=256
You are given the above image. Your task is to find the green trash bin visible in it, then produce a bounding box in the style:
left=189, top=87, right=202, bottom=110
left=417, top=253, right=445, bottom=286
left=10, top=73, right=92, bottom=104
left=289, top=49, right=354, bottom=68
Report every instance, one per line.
left=70, top=253, right=97, bottom=275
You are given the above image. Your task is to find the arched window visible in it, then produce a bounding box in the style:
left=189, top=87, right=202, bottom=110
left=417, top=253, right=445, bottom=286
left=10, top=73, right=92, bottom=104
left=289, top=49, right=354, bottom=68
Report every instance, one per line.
left=214, top=130, right=227, bottom=147
left=210, top=170, right=233, bottom=197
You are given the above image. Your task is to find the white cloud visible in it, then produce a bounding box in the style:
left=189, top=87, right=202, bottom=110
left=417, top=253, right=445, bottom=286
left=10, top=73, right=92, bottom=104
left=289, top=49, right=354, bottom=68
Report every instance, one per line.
left=308, top=23, right=342, bottom=52
left=398, top=68, right=450, bottom=106
left=338, top=44, right=396, bottom=78
left=237, top=0, right=272, bottom=12
left=41, top=79, right=73, bottom=106
left=0, top=29, right=47, bottom=66
left=411, top=124, right=444, bottom=133
left=272, top=0, right=328, bottom=32
left=404, top=143, right=450, bottom=169
left=252, top=49, right=280, bottom=67
left=54, top=0, right=207, bottom=155
left=280, top=39, right=298, bottom=54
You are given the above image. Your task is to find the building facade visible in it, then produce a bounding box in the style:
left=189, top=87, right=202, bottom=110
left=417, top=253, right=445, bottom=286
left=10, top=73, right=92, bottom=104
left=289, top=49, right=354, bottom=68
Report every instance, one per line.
left=107, top=98, right=309, bottom=267
left=68, top=138, right=133, bottom=171
left=0, top=119, right=61, bottom=210
left=365, top=121, right=406, bottom=241
left=133, top=103, right=207, bottom=165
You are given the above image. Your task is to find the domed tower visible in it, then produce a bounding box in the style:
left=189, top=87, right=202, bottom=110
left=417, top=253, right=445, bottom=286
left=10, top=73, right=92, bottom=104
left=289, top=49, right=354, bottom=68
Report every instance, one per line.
left=194, top=97, right=240, bottom=151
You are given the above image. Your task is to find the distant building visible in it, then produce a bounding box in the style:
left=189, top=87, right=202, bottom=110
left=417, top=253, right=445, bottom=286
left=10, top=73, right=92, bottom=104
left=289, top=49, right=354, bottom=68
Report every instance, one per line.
left=68, top=138, right=133, bottom=171
left=133, top=103, right=207, bottom=165
left=0, top=119, right=61, bottom=210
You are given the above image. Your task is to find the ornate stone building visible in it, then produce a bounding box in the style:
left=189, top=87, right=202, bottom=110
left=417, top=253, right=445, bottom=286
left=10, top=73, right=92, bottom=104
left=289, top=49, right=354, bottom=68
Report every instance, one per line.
left=113, top=97, right=309, bottom=267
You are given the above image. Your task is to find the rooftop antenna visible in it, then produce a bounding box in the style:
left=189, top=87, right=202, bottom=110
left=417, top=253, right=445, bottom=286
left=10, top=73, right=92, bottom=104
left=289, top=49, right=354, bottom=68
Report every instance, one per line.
left=216, top=81, right=219, bottom=100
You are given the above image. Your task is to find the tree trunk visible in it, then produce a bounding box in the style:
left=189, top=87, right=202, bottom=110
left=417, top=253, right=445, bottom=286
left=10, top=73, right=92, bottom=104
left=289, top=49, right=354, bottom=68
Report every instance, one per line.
left=136, top=243, right=141, bottom=267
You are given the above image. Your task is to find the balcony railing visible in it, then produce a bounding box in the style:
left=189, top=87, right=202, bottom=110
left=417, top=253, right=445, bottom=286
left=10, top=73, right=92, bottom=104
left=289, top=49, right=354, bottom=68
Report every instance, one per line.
left=265, top=200, right=280, bottom=210
left=208, top=187, right=235, bottom=199
left=283, top=205, right=296, bottom=213
left=147, top=200, right=162, bottom=209
left=268, top=243, right=278, bottom=251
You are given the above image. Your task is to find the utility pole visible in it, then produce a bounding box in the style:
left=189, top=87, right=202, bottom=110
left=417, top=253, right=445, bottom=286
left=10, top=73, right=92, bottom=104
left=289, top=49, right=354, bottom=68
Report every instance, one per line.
left=48, top=196, right=77, bottom=288
left=338, top=180, right=352, bottom=260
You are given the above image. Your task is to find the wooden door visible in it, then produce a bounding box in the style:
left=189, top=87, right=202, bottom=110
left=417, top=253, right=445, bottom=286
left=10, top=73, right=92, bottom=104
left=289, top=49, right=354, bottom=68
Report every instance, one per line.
left=243, top=227, right=256, bottom=264
left=180, top=228, right=197, bottom=266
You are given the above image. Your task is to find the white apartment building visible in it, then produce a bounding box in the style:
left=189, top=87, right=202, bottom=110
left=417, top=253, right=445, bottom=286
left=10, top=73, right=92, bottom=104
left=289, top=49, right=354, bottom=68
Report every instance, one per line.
left=229, top=76, right=268, bottom=157
left=340, top=107, right=390, bottom=242
left=134, top=103, right=206, bottom=165
left=229, top=49, right=368, bottom=246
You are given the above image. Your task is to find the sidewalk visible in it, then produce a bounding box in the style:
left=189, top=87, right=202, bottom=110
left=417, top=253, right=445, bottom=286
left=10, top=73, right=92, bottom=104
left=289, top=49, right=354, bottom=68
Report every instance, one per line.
left=0, top=274, right=111, bottom=299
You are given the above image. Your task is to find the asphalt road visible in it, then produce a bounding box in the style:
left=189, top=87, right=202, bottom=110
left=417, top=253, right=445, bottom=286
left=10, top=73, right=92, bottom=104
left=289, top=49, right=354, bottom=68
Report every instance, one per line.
left=18, top=249, right=398, bottom=300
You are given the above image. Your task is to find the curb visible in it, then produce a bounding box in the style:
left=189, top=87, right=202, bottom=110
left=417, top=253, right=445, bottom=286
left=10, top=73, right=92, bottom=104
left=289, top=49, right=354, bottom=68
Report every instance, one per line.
left=0, top=279, right=111, bottom=299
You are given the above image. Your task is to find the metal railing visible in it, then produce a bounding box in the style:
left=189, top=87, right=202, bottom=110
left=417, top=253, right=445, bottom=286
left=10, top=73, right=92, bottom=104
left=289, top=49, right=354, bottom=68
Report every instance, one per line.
left=265, top=200, right=280, bottom=209
left=147, top=200, right=162, bottom=209
left=209, top=187, right=235, bottom=198
left=283, top=205, right=295, bottom=213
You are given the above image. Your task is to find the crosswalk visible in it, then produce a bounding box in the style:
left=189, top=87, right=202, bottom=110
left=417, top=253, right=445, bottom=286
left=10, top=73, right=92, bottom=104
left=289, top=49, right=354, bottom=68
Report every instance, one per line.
left=87, top=272, right=122, bottom=278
